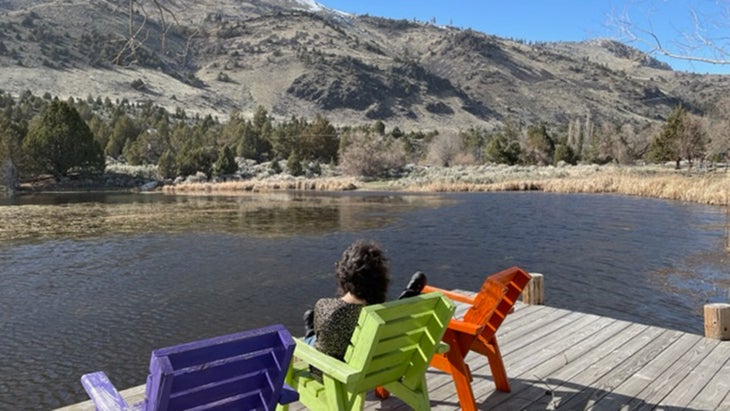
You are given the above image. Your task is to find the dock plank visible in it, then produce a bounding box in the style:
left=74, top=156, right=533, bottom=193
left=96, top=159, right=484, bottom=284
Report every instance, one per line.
left=55, top=298, right=730, bottom=411
left=555, top=326, right=667, bottom=410
left=488, top=318, right=625, bottom=410
left=477, top=313, right=620, bottom=409
left=499, top=321, right=650, bottom=410
left=579, top=328, right=684, bottom=410
left=627, top=335, right=720, bottom=411
left=478, top=316, right=619, bottom=409
left=689, top=352, right=730, bottom=411
left=660, top=339, right=730, bottom=410
left=589, top=331, right=702, bottom=410
left=716, top=389, right=730, bottom=411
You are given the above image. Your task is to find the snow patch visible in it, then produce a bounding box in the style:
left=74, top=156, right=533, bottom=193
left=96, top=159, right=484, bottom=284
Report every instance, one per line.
left=291, top=0, right=351, bottom=17
left=292, top=0, right=323, bottom=12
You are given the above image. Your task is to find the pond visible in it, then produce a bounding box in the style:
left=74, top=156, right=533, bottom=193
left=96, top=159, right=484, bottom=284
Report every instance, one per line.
left=0, top=191, right=728, bottom=410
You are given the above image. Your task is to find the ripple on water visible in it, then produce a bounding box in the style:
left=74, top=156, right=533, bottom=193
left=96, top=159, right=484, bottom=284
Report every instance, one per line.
left=1, top=191, right=728, bottom=410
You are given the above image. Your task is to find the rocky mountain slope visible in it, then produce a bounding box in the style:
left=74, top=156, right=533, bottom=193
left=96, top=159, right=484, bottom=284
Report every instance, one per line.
left=1, top=0, right=728, bottom=132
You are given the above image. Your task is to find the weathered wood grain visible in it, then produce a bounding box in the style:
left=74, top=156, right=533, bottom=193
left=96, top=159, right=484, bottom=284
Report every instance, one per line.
left=590, top=331, right=702, bottom=410
left=627, top=335, right=721, bottom=411
left=658, top=339, right=730, bottom=409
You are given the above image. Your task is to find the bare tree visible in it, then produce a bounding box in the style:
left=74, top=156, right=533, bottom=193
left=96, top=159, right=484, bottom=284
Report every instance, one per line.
left=675, top=112, right=707, bottom=169
left=615, top=121, right=658, bottom=164
left=611, top=1, right=730, bottom=65
left=115, top=0, right=180, bottom=65
left=426, top=133, right=462, bottom=167
left=339, top=131, right=406, bottom=178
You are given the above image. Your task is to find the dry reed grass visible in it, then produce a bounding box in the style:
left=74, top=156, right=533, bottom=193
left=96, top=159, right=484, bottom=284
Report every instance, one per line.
left=163, top=176, right=359, bottom=195
left=401, top=166, right=730, bottom=206
left=162, top=164, right=730, bottom=206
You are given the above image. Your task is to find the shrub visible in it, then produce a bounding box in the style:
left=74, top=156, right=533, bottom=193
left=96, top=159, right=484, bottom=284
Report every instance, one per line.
left=339, top=131, right=406, bottom=178
left=485, top=134, right=522, bottom=165
left=553, top=144, right=578, bottom=165
left=130, top=78, right=146, bottom=91
left=306, top=161, right=322, bottom=177
left=287, top=152, right=303, bottom=176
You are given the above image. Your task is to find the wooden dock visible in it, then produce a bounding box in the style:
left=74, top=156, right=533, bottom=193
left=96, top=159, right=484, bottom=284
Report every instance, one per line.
left=57, top=301, right=730, bottom=411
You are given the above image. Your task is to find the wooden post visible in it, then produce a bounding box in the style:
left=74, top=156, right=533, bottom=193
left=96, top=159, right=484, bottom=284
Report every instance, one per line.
left=522, top=273, right=544, bottom=305
left=704, top=303, right=730, bottom=340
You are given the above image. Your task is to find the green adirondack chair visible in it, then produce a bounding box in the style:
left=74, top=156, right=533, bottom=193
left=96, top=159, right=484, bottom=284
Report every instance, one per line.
left=278, top=292, right=455, bottom=411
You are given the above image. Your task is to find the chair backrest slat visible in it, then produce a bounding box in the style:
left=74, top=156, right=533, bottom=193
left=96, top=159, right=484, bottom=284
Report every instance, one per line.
left=166, top=372, right=269, bottom=410
left=463, top=267, right=531, bottom=334
left=344, top=293, right=454, bottom=392
left=146, top=324, right=294, bottom=411
left=463, top=279, right=506, bottom=326
left=157, top=331, right=285, bottom=369
left=166, top=348, right=279, bottom=389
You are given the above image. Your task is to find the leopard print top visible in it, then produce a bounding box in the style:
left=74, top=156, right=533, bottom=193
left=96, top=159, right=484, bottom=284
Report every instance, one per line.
left=313, top=297, right=363, bottom=361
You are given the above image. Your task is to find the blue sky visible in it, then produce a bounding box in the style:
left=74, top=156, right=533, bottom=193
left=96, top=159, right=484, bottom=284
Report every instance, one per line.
left=318, top=1, right=730, bottom=75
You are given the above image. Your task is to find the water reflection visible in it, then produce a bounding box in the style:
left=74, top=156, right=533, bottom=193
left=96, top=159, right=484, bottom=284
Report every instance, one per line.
left=0, top=192, right=455, bottom=243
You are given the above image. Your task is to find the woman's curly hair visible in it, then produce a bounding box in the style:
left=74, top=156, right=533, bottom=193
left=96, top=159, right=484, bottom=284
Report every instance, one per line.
left=335, top=240, right=391, bottom=304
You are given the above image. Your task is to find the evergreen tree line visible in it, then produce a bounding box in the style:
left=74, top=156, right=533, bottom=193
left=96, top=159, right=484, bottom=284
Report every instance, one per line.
left=1, top=89, right=726, bottom=185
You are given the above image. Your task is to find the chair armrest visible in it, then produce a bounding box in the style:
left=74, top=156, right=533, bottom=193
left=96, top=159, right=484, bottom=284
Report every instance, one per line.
left=435, top=341, right=451, bottom=354
left=447, top=318, right=483, bottom=335
left=293, top=339, right=360, bottom=384
left=278, top=383, right=299, bottom=404
left=80, top=371, right=130, bottom=411
left=423, top=285, right=476, bottom=305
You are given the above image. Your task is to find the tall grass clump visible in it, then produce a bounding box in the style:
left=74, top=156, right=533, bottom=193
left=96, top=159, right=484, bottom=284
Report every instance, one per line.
left=163, top=176, right=359, bottom=194
left=396, top=164, right=729, bottom=206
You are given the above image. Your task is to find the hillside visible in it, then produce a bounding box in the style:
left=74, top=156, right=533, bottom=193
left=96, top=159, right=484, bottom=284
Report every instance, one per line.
left=1, top=0, right=728, bottom=132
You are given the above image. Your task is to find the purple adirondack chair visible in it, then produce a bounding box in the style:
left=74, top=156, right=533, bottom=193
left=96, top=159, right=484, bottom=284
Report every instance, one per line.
left=81, top=324, right=298, bottom=411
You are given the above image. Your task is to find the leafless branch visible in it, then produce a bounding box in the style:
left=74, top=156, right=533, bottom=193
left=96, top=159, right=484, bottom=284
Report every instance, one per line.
left=114, top=0, right=149, bottom=65
left=177, top=27, right=200, bottom=67
left=114, top=0, right=181, bottom=66
left=150, top=0, right=181, bottom=53
left=610, top=2, right=730, bottom=66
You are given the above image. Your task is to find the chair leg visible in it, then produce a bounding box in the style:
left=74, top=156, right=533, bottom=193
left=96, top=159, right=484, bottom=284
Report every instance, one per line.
left=444, top=336, right=478, bottom=411
left=276, top=362, right=297, bottom=411
left=374, top=386, right=390, bottom=399
left=324, top=376, right=349, bottom=410
left=411, top=376, right=431, bottom=411
left=476, top=334, right=510, bottom=392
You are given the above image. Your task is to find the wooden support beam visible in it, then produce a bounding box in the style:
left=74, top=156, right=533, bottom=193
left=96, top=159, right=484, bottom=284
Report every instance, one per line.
left=704, top=303, right=730, bottom=340
left=522, top=273, right=544, bottom=305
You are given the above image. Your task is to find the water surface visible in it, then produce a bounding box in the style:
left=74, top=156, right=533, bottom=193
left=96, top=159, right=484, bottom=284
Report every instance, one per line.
left=0, top=191, right=727, bottom=410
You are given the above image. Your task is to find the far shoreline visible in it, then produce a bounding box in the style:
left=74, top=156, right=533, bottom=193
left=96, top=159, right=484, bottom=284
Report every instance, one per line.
left=9, top=163, right=730, bottom=207
left=161, top=164, right=730, bottom=207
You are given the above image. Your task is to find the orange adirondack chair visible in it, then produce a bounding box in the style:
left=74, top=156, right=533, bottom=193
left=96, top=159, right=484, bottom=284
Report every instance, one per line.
left=421, top=266, right=531, bottom=411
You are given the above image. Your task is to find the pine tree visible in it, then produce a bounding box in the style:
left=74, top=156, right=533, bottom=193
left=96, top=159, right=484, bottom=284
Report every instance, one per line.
left=214, top=145, right=238, bottom=176
left=157, top=149, right=177, bottom=179
left=301, top=115, right=338, bottom=163
left=647, top=106, right=683, bottom=164
left=23, top=100, right=104, bottom=180
left=645, top=105, right=705, bottom=167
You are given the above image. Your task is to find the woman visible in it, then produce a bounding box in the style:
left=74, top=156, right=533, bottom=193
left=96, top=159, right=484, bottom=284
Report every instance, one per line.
left=303, top=240, right=427, bottom=365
